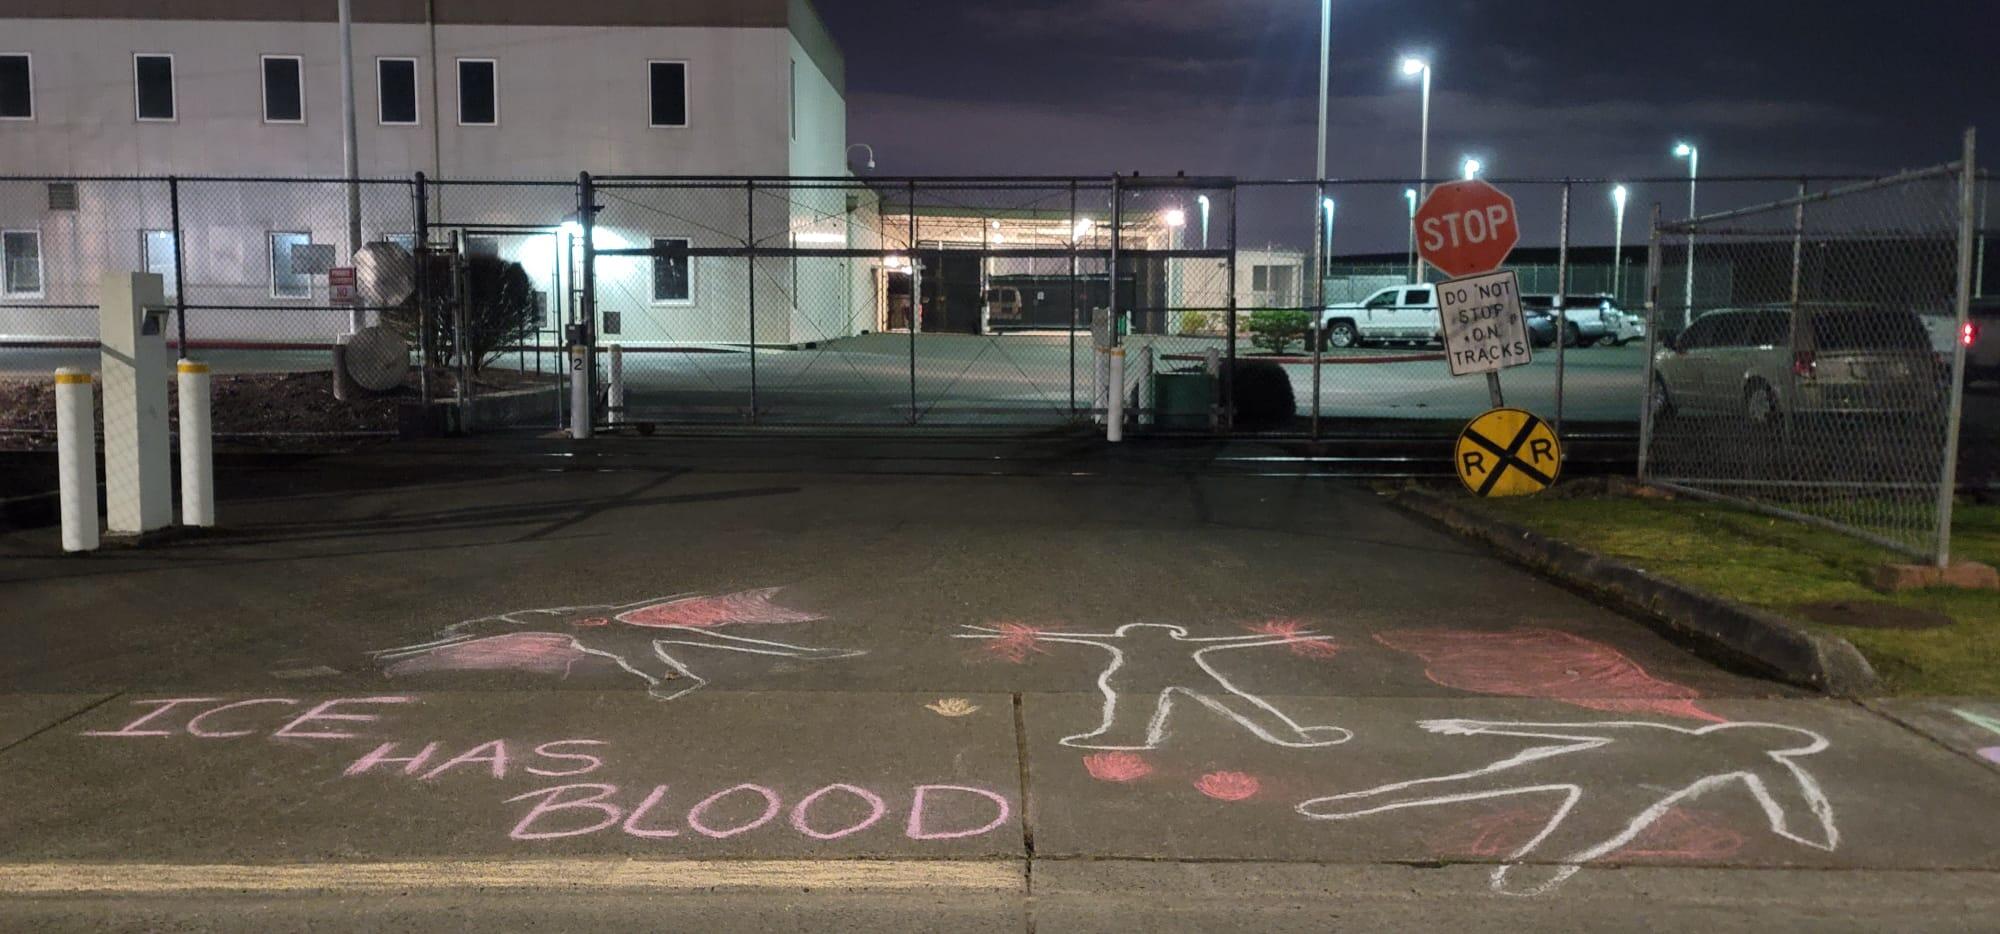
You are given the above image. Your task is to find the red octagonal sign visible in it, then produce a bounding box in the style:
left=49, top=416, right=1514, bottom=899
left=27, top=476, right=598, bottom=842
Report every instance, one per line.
left=1415, top=180, right=1521, bottom=279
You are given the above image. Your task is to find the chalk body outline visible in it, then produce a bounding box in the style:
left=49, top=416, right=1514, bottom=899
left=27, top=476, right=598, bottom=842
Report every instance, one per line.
left=956, top=622, right=1352, bottom=750
left=1295, top=719, right=1839, bottom=896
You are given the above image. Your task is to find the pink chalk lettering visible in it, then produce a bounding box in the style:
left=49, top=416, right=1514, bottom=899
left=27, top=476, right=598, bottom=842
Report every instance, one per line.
left=526, top=740, right=610, bottom=777
left=905, top=785, right=1012, bottom=840
left=343, top=741, right=442, bottom=777
left=620, top=785, right=681, bottom=838
left=505, top=783, right=624, bottom=840
left=80, top=697, right=223, bottom=737
left=272, top=697, right=416, bottom=740
left=685, top=784, right=783, bottom=839
left=788, top=784, right=888, bottom=841
left=185, top=699, right=300, bottom=738
left=421, top=740, right=512, bottom=781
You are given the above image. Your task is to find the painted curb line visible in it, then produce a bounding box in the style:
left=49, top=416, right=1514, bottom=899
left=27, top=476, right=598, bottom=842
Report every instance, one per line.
left=1392, top=487, right=1878, bottom=695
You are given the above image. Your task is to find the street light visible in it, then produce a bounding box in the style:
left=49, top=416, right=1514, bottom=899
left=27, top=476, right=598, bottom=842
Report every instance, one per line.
left=1404, top=188, right=1419, bottom=281
left=1674, top=142, right=1700, bottom=326
left=1163, top=208, right=1187, bottom=228
left=1462, top=157, right=1482, bottom=180
left=1196, top=194, right=1211, bottom=249
left=1611, top=184, right=1629, bottom=303
left=846, top=143, right=876, bottom=170
left=1322, top=198, right=1337, bottom=277
left=1399, top=58, right=1432, bottom=198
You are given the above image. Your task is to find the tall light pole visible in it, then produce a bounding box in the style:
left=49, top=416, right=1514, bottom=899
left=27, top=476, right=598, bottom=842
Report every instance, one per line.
left=1611, top=184, right=1629, bottom=303
left=1400, top=58, right=1431, bottom=196
left=338, top=0, right=361, bottom=333
left=1462, top=157, right=1482, bottom=180
left=1322, top=198, right=1337, bottom=278
left=1311, top=0, right=1331, bottom=314
left=1404, top=188, right=1418, bottom=280
left=1197, top=194, right=1211, bottom=249
left=1674, top=142, right=1699, bottom=327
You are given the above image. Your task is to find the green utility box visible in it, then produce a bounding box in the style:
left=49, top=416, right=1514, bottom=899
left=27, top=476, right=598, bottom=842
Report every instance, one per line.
left=1152, top=371, right=1215, bottom=430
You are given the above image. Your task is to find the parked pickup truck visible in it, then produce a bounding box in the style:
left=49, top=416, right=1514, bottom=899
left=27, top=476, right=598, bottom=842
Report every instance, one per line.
left=1520, top=294, right=1644, bottom=347
left=1318, top=285, right=1439, bottom=349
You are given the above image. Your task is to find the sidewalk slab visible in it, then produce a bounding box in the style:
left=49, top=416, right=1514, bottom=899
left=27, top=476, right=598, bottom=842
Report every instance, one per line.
left=0, top=691, right=1023, bottom=863
left=0, top=694, right=111, bottom=749
left=1865, top=697, right=2000, bottom=772
left=1022, top=695, right=2000, bottom=885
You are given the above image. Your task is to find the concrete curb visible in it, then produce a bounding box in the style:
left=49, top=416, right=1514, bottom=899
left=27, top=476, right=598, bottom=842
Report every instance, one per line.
left=1392, top=487, right=1879, bottom=695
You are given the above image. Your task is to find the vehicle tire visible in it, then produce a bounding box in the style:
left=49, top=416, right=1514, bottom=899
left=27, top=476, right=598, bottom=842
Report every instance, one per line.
left=1598, top=335, right=1619, bottom=348
left=1649, top=376, right=1676, bottom=422
left=1562, top=323, right=1581, bottom=347
left=1743, top=380, right=1782, bottom=429
left=1325, top=320, right=1360, bottom=350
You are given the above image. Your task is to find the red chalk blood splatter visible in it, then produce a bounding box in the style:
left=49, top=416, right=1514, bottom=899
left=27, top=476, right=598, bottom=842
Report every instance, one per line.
left=1194, top=771, right=1261, bottom=801
left=383, top=633, right=586, bottom=678
left=976, top=622, right=1058, bottom=664
left=1431, top=806, right=1745, bottom=861
left=1247, top=619, right=1341, bottom=660
left=571, top=617, right=611, bottom=628
left=1082, top=752, right=1153, bottom=783
left=616, top=588, right=823, bottom=629
left=1373, top=628, right=1726, bottom=722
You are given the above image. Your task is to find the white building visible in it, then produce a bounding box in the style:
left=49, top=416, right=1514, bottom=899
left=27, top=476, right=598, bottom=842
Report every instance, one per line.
left=0, top=0, right=857, bottom=348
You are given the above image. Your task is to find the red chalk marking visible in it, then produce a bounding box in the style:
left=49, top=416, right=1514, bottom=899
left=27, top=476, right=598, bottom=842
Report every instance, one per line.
left=383, top=633, right=588, bottom=678
left=621, top=785, right=682, bottom=839
left=185, top=699, right=300, bottom=738
left=686, top=784, right=783, bottom=839
left=1981, top=747, right=2000, bottom=765
left=616, top=588, right=823, bottom=629
left=790, top=784, right=890, bottom=841
left=1431, top=806, right=1745, bottom=861
left=1082, top=752, right=1153, bottom=783
left=1194, top=771, right=1261, bottom=801
left=1374, top=628, right=1726, bottom=722
left=343, top=741, right=441, bottom=777
left=905, top=785, right=1012, bottom=840
left=1246, top=619, right=1341, bottom=660
left=526, top=740, right=609, bottom=777
left=505, top=783, right=624, bottom=841
left=974, top=622, right=1058, bottom=664
left=272, top=697, right=415, bottom=740
left=80, top=697, right=223, bottom=737
left=420, top=739, right=512, bottom=781
left=571, top=617, right=611, bottom=628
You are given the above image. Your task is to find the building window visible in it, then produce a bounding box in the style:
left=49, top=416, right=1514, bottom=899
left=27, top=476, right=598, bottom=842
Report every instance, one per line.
left=134, top=54, right=175, bottom=121
left=377, top=58, right=418, bottom=125
left=648, top=61, right=687, bottom=128
left=0, top=54, right=31, bottom=120
left=142, top=230, right=178, bottom=298
left=1251, top=265, right=1270, bottom=291
left=269, top=231, right=312, bottom=299
left=457, top=59, right=496, bottom=126
left=262, top=55, right=304, bottom=124
left=651, top=237, right=691, bottom=304
left=2, top=230, right=42, bottom=298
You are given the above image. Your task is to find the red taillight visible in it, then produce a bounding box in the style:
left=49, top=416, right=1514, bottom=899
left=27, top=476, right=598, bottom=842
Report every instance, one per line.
left=1964, top=321, right=1979, bottom=347
left=1792, top=350, right=1816, bottom=379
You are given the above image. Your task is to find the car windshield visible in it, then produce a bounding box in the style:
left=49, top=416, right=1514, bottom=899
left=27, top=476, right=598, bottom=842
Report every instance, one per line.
left=1811, top=311, right=1930, bottom=350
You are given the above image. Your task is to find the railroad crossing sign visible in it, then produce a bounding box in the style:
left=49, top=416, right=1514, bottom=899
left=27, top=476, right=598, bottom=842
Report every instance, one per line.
left=1415, top=180, right=1521, bottom=279
left=1456, top=407, right=1562, bottom=497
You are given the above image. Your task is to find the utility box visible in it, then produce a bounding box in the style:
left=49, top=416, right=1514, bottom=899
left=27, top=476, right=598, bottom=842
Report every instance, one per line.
left=1152, top=370, right=1215, bottom=431
left=98, top=272, right=173, bottom=534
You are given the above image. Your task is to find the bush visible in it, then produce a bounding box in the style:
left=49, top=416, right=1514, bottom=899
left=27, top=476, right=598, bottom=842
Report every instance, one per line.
left=1222, top=359, right=1296, bottom=430
left=1176, top=311, right=1214, bottom=336
left=1247, top=310, right=1311, bottom=355
left=384, top=254, right=539, bottom=376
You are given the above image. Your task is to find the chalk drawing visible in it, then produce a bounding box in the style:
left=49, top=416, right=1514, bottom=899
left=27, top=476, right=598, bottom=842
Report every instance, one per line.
left=969, top=621, right=1060, bottom=664
left=1431, top=806, right=1745, bottom=862
left=83, top=696, right=414, bottom=740
left=925, top=699, right=981, bottom=718
left=502, top=782, right=1013, bottom=843
left=1950, top=708, right=2000, bottom=765
left=1251, top=619, right=1343, bottom=660
left=1194, top=771, right=1262, bottom=801
left=1296, top=719, right=1838, bottom=896
left=1082, top=752, right=1153, bottom=783
left=373, top=589, right=861, bottom=700
left=1374, top=628, right=1725, bottom=722
left=956, top=622, right=1351, bottom=750
left=789, top=784, right=890, bottom=841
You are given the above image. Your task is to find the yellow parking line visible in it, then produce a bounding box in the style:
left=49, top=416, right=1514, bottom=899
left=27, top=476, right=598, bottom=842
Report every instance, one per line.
left=0, top=859, right=1023, bottom=895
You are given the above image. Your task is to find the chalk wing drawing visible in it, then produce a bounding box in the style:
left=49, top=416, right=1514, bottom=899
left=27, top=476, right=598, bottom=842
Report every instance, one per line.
left=373, top=588, right=861, bottom=701
left=956, top=622, right=1352, bottom=750
left=1374, top=627, right=1725, bottom=722
left=1296, top=720, right=1838, bottom=896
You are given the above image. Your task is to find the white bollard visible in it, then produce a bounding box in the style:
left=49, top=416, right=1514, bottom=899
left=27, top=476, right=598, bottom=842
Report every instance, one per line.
left=569, top=346, right=592, bottom=440
left=176, top=360, right=214, bottom=528
left=55, top=368, right=99, bottom=553
left=1107, top=347, right=1125, bottom=443
left=608, top=344, right=625, bottom=426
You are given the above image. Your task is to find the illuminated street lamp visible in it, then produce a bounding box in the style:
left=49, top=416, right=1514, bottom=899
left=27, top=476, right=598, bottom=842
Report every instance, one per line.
left=1611, top=184, right=1629, bottom=303
left=1400, top=58, right=1432, bottom=201
left=1462, top=157, right=1482, bottom=180
left=1674, top=142, right=1700, bottom=325
left=1322, top=197, right=1337, bottom=276
left=1404, top=187, right=1419, bottom=281
left=1196, top=194, right=1211, bottom=249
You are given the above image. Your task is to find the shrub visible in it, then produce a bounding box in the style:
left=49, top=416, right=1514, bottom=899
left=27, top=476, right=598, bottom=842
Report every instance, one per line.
left=385, top=254, right=539, bottom=376
left=1247, top=310, right=1311, bottom=355
left=1222, top=359, right=1296, bottom=430
left=1176, top=311, right=1214, bottom=336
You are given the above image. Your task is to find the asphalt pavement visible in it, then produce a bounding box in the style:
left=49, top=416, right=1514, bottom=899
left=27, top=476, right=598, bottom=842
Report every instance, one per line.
left=2, top=436, right=1998, bottom=930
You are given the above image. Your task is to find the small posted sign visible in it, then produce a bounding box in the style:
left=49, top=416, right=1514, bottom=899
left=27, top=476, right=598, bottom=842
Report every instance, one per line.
left=328, top=266, right=359, bottom=306
left=1436, top=269, right=1531, bottom=377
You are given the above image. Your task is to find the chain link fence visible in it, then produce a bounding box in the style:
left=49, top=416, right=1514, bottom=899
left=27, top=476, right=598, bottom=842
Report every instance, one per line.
left=1639, top=137, right=1978, bottom=563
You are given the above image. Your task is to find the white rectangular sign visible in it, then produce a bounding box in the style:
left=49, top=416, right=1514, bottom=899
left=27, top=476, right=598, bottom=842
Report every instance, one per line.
left=1436, top=269, right=1531, bottom=377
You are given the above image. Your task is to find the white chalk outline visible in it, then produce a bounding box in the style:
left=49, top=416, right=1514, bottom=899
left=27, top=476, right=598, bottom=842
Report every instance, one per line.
left=1295, top=719, right=1839, bottom=896
left=955, top=622, right=1352, bottom=750
left=373, top=592, right=863, bottom=701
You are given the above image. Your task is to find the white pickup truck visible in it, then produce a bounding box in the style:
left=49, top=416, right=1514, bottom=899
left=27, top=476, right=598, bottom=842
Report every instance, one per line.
left=1318, top=285, right=1439, bottom=349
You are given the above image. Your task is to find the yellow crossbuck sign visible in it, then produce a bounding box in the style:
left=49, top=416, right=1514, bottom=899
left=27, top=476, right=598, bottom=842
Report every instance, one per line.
left=1456, top=407, right=1562, bottom=497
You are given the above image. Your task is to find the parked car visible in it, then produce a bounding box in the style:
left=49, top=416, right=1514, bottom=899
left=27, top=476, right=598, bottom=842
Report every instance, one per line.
left=1969, top=297, right=2000, bottom=383
left=1520, top=294, right=1640, bottom=347
left=1318, top=284, right=1438, bottom=349
left=1524, top=309, right=1558, bottom=348
left=1650, top=307, right=1947, bottom=423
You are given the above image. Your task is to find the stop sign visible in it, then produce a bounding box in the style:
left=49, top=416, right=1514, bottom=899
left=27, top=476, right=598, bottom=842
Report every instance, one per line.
left=1414, top=180, right=1521, bottom=279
